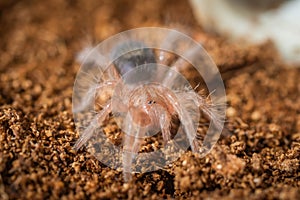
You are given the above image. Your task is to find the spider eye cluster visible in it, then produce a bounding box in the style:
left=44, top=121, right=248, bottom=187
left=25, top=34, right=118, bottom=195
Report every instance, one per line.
left=148, top=100, right=156, bottom=105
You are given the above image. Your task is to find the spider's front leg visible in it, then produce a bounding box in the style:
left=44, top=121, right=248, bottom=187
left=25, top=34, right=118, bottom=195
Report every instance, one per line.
left=73, top=79, right=128, bottom=151
left=122, top=114, right=146, bottom=181
left=73, top=102, right=112, bottom=151
left=157, top=31, right=180, bottom=66
left=149, top=104, right=172, bottom=144
left=75, top=81, right=118, bottom=113
left=159, top=112, right=172, bottom=144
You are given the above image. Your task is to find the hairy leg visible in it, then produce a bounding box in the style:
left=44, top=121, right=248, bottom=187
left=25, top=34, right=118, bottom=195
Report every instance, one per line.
left=191, top=90, right=225, bottom=131
left=156, top=89, right=199, bottom=152
left=73, top=102, right=112, bottom=150
left=122, top=114, right=146, bottom=181
left=73, top=80, right=117, bottom=113
left=157, top=107, right=172, bottom=144
left=157, top=30, right=180, bottom=66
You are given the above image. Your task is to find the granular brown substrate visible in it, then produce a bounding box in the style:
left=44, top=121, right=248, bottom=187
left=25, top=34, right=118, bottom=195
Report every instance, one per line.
left=0, top=0, right=299, bottom=199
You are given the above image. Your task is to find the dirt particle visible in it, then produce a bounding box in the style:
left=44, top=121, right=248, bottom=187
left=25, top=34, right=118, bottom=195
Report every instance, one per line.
left=227, top=106, right=237, bottom=117
left=251, top=110, right=261, bottom=121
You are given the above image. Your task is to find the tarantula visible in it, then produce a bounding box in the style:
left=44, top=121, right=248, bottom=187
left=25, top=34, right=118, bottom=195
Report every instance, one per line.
left=73, top=28, right=225, bottom=181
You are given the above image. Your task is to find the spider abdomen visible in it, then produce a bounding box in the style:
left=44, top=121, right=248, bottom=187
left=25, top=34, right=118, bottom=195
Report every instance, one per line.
left=111, top=41, right=156, bottom=76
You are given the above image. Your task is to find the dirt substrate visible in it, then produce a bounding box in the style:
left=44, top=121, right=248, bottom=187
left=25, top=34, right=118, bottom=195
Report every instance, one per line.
left=0, top=0, right=299, bottom=199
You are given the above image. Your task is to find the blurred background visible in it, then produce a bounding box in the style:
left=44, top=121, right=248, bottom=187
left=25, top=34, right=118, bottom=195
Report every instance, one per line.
left=190, top=0, right=300, bottom=64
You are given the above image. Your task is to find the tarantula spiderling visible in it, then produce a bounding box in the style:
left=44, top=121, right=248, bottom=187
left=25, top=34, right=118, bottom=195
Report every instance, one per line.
left=72, top=28, right=226, bottom=181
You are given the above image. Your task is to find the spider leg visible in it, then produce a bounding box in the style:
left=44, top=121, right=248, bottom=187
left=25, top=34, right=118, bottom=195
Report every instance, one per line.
left=73, top=85, right=98, bottom=113
left=156, top=90, right=200, bottom=152
left=194, top=91, right=225, bottom=131
left=177, top=107, right=200, bottom=152
left=73, top=102, right=112, bottom=150
left=160, top=115, right=171, bottom=145
left=74, top=50, right=121, bottom=113
left=179, top=89, right=226, bottom=138
left=76, top=46, right=109, bottom=75
left=154, top=106, right=171, bottom=145
left=122, top=114, right=146, bottom=181
left=73, top=80, right=117, bottom=113
left=162, top=46, right=197, bottom=88
left=157, top=30, right=180, bottom=66
left=162, top=44, right=212, bottom=89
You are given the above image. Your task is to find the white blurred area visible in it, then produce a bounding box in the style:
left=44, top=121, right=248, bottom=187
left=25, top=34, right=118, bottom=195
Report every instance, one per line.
left=189, top=0, right=300, bottom=65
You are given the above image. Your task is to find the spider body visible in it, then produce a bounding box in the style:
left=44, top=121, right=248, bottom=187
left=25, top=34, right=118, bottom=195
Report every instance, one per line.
left=73, top=28, right=225, bottom=181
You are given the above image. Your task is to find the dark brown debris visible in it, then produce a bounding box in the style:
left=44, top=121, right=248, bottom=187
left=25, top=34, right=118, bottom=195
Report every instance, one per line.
left=0, top=0, right=299, bottom=199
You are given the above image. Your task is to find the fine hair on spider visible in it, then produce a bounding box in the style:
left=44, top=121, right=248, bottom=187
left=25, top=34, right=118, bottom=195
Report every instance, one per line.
left=72, top=28, right=226, bottom=181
